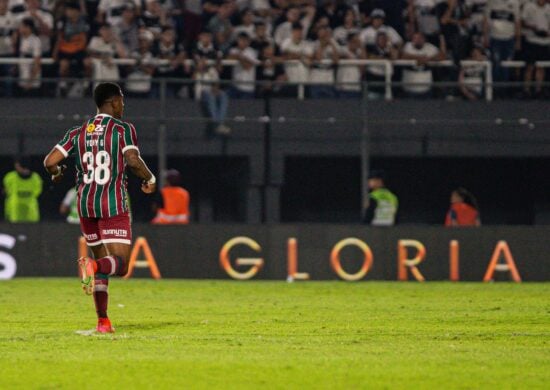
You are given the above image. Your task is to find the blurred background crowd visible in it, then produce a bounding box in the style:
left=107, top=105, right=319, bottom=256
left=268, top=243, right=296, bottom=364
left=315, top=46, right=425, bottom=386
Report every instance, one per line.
left=0, top=0, right=549, bottom=99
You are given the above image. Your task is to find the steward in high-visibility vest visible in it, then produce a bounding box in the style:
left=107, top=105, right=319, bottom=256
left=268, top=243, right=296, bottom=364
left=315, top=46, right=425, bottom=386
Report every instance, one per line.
left=152, top=169, right=190, bottom=224
left=445, top=187, right=481, bottom=227
left=363, top=170, right=398, bottom=226
left=3, top=157, right=43, bottom=223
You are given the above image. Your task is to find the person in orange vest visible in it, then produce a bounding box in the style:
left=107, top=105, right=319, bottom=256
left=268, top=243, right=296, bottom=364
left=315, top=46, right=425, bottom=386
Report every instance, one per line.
left=445, top=187, right=481, bottom=227
left=152, top=169, right=190, bottom=224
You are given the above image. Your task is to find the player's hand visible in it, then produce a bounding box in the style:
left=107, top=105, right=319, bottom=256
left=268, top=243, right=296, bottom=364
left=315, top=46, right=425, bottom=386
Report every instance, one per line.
left=52, top=165, right=66, bottom=184
left=141, top=181, right=156, bottom=194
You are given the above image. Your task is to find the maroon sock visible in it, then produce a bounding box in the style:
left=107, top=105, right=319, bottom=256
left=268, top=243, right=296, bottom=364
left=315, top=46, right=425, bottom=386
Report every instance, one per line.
left=95, top=256, right=125, bottom=276
left=93, top=277, right=109, bottom=319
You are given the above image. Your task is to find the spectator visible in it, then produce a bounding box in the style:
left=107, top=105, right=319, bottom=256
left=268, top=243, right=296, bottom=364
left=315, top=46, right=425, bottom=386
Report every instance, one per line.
left=152, top=25, right=187, bottom=97
left=362, top=169, right=398, bottom=226
left=227, top=32, right=258, bottom=98
left=466, top=0, right=488, bottom=42
left=207, top=1, right=234, bottom=51
left=440, top=0, right=470, bottom=62
left=0, top=0, right=16, bottom=96
left=274, top=5, right=315, bottom=48
left=113, top=3, right=139, bottom=54
left=483, top=0, right=521, bottom=82
left=358, top=0, right=408, bottom=37
left=53, top=2, right=89, bottom=96
left=316, top=0, right=351, bottom=29
left=202, top=0, right=224, bottom=24
left=96, top=0, right=141, bottom=26
left=401, top=31, right=446, bottom=96
left=194, top=56, right=230, bottom=134
left=407, top=0, right=445, bottom=46
left=360, top=9, right=403, bottom=48
left=141, top=0, right=170, bottom=37
left=333, top=8, right=360, bottom=46
left=521, top=0, right=550, bottom=98
left=2, top=156, right=43, bottom=223
left=257, top=43, right=286, bottom=96
left=280, top=23, right=313, bottom=90
left=8, top=0, right=26, bottom=15
left=192, top=29, right=222, bottom=64
left=17, top=0, right=53, bottom=55
left=17, top=18, right=42, bottom=94
left=248, top=0, right=270, bottom=18
left=445, top=187, right=481, bottom=226
left=366, top=31, right=398, bottom=99
left=125, top=29, right=155, bottom=97
left=232, top=7, right=255, bottom=41
left=309, top=25, right=339, bottom=98
left=459, top=45, right=487, bottom=100
left=193, top=30, right=226, bottom=132
left=336, top=32, right=366, bottom=98
left=171, top=0, right=202, bottom=48
left=85, top=23, right=127, bottom=86
left=59, top=187, right=79, bottom=224
left=152, top=169, right=190, bottom=224
left=251, top=21, right=273, bottom=52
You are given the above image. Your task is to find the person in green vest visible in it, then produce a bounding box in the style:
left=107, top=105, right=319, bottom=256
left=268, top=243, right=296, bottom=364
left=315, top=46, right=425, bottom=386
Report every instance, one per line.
left=363, top=169, right=398, bottom=226
left=3, top=156, right=43, bottom=223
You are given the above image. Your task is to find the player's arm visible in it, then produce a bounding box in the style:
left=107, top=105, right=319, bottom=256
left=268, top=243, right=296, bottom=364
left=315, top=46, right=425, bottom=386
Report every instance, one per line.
left=43, top=147, right=67, bottom=184
left=124, top=149, right=156, bottom=194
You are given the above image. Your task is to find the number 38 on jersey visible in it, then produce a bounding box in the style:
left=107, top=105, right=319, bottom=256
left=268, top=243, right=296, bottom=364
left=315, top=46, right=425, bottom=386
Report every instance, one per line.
left=82, top=151, right=111, bottom=185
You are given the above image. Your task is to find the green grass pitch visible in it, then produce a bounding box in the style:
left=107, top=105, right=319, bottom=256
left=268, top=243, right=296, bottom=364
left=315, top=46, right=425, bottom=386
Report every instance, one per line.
left=1, top=279, right=548, bottom=389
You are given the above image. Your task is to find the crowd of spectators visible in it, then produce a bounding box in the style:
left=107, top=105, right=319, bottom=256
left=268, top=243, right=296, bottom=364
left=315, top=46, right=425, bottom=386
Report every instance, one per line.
left=0, top=0, right=549, bottom=99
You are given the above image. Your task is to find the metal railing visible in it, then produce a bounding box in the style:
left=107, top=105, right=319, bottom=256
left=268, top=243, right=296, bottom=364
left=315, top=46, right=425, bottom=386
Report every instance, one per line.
left=1, top=57, right=549, bottom=101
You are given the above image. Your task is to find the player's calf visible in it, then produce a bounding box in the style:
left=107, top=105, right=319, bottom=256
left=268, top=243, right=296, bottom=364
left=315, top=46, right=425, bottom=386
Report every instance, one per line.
left=94, top=255, right=128, bottom=277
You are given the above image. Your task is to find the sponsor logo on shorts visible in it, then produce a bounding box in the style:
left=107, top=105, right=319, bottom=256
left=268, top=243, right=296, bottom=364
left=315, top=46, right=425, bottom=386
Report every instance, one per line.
left=85, top=233, right=98, bottom=241
left=102, top=229, right=128, bottom=238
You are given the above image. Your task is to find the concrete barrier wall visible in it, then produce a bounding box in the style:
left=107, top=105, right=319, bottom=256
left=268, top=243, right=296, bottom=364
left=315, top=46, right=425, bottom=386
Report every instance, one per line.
left=1, top=223, right=548, bottom=281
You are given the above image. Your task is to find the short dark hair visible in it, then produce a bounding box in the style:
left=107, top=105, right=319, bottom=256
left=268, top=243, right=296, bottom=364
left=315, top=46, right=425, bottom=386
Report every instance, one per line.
left=21, top=18, right=35, bottom=32
left=291, top=22, right=303, bottom=31
left=93, top=82, right=122, bottom=107
left=15, top=155, right=31, bottom=168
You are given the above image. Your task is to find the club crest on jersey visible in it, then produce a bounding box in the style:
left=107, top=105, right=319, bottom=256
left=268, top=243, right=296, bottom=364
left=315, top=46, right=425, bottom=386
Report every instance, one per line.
left=86, top=124, right=95, bottom=133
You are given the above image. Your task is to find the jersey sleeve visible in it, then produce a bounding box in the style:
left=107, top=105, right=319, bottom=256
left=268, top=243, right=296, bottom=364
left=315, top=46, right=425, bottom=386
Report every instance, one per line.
left=55, top=126, right=79, bottom=157
left=121, top=123, right=139, bottom=153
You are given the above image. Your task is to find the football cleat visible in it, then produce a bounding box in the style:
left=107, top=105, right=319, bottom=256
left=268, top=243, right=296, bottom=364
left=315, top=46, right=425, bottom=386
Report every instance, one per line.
left=96, top=318, right=115, bottom=333
left=77, top=257, right=95, bottom=295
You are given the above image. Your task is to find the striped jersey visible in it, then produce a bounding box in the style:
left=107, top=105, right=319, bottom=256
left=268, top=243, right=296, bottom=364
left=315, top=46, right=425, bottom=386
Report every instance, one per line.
left=55, top=114, right=139, bottom=218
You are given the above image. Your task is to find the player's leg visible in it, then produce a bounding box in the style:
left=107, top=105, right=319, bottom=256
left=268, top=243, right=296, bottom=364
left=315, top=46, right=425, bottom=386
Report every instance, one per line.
left=85, top=213, right=132, bottom=333
left=78, top=217, right=103, bottom=295
left=88, top=243, right=111, bottom=330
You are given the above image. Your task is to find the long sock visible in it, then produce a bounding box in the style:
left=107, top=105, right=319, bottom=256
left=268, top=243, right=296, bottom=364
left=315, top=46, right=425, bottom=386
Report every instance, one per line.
left=94, top=255, right=125, bottom=276
left=93, top=274, right=109, bottom=319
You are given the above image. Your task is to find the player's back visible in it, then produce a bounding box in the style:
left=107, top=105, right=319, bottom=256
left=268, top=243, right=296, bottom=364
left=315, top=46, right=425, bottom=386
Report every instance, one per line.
left=56, top=113, right=139, bottom=219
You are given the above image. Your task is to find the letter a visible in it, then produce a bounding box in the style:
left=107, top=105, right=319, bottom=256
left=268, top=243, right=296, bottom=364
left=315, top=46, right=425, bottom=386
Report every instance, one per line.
left=124, top=237, right=162, bottom=279
left=483, top=241, right=521, bottom=283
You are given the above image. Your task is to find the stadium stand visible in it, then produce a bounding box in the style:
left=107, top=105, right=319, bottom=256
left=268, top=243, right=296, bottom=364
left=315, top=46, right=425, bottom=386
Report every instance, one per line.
left=0, top=0, right=548, bottom=99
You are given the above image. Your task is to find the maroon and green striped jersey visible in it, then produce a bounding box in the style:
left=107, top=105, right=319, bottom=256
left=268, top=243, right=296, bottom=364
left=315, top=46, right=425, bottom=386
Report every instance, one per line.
left=55, top=114, right=139, bottom=218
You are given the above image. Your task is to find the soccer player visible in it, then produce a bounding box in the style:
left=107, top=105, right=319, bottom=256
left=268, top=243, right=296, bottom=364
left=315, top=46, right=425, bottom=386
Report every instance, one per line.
left=43, top=82, right=156, bottom=333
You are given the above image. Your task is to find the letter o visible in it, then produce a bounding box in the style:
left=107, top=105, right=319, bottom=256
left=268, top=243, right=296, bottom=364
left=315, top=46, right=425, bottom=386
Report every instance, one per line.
left=330, top=238, right=373, bottom=281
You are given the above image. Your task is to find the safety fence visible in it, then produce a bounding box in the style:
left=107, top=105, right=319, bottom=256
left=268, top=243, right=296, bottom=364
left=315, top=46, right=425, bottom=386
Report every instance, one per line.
left=2, top=57, right=550, bottom=101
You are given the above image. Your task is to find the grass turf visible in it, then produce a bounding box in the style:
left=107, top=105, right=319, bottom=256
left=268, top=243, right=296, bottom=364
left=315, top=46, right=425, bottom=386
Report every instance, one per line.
left=0, top=279, right=548, bottom=389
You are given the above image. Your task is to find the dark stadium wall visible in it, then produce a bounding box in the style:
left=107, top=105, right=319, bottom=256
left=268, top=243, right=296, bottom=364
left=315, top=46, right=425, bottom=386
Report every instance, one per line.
left=0, top=223, right=548, bottom=281
left=1, top=99, right=549, bottom=224
left=0, top=156, right=549, bottom=225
